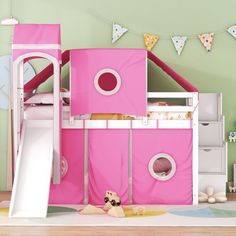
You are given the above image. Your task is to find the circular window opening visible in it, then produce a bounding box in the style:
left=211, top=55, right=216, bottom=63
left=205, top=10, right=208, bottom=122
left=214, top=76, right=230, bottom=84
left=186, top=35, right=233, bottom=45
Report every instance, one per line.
left=61, top=156, right=68, bottom=178
left=148, top=153, right=176, bottom=181
left=94, top=68, right=121, bottom=96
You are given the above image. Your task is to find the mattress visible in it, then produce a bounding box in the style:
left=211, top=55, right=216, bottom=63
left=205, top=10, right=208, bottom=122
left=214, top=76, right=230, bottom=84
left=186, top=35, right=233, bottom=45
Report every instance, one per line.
left=24, top=105, right=191, bottom=121
left=24, top=105, right=92, bottom=120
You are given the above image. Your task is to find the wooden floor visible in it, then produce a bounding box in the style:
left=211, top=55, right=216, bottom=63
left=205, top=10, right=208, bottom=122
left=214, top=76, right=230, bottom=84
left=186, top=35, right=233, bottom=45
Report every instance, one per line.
left=1, top=191, right=236, bottom=236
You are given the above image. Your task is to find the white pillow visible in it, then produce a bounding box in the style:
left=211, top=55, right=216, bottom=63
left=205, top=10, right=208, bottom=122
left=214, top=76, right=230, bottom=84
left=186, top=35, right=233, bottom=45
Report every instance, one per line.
left=25, top=93, right=53, bottom=104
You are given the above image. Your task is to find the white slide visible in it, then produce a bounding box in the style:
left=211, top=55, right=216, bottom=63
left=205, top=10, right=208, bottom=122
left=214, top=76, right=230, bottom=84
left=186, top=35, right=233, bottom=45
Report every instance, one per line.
left=9, top=120, right=53, bottom=218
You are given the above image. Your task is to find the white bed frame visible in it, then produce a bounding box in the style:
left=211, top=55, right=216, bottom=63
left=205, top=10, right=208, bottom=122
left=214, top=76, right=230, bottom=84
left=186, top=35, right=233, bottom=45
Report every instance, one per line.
left=12, top=51, right=198, bottom=205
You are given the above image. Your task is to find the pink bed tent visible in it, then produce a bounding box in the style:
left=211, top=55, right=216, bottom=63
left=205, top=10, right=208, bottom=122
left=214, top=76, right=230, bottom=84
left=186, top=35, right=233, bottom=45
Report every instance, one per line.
left=49, top=48, right=198, bottom=205
left=9, top=24, right=199, bottom=219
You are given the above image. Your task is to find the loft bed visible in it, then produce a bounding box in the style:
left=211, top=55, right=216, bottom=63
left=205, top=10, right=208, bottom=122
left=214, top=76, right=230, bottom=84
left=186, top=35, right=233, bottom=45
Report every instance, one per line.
left=24, top=49, right=199, bottom=205
left=10, top=24, right=199, bottom=219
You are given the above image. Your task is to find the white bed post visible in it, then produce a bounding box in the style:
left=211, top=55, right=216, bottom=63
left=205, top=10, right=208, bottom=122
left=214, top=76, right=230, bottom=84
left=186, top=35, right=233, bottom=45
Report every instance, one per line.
left=192, top=92, right=199, bottom=205
left=12, top=61, right=19, bottom=170
left=12, top=60, right=24, bottom=169
left=52, top=61, right=61, bottom=184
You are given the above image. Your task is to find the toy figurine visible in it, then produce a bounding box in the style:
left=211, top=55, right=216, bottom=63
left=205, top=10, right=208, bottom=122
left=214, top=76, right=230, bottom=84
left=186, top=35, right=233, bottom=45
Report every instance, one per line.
left=104, top=190, right=121, bottom=207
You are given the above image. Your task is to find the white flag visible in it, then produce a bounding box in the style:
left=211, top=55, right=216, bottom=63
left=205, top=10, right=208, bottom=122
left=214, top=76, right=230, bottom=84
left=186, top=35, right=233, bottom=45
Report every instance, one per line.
left=171, top=36, right=187, bottom=55
left=227, top=25, right=236, bottom=39
left=112, top=23, right=128, bottom=44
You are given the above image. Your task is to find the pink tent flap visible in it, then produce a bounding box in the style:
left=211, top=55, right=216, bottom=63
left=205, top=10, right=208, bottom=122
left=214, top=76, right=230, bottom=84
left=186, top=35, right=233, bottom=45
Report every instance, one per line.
left=70, top=49, right=147, bottom=116
left=88, top=129, right=129, bottom=205
left=132, top=129, right=193, bottom=204
left=49, top=130, right=84, bottom=204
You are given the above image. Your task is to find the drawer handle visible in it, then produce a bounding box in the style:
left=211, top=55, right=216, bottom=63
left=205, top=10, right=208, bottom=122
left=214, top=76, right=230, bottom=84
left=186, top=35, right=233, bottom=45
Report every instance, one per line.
left=201, top=123, right=210, bottom=126
left=203, top=149, right=212, bottom=152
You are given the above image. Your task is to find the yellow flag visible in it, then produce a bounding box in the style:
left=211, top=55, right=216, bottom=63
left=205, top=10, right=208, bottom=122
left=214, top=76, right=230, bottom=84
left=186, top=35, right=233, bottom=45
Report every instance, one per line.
left=144, top=33, right=159, bottom=51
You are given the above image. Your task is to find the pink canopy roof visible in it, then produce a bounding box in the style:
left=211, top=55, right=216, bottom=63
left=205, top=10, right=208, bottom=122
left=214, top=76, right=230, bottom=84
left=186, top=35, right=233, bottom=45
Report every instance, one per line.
left=24, top=50, right=198, bottom=94
left=13, top=24, right=61, bottom=45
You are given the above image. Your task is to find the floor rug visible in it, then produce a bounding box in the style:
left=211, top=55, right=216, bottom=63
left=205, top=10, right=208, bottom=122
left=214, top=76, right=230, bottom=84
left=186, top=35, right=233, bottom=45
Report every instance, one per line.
left=1, top=201, right=236, bottom=226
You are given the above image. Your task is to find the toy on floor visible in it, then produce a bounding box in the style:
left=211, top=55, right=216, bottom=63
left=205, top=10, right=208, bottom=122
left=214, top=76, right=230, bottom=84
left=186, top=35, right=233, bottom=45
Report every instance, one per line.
left=107, top=206, right=125, bottom=218
left=104, top=190, right=125, bottom=217
left=79, top=204, right=106, bottom=215
left=104, top=190, right=121, bottom=210
left=199, top=186, right=227, bottom=204
left=132, top=206, right=146, bottom=215
left=78, top=191, right=125, bottom=218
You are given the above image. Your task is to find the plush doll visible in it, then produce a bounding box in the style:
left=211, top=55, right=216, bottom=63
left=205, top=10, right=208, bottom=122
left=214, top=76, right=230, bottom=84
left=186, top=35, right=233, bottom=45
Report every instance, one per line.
left=199, top=186, right=227, bottom=204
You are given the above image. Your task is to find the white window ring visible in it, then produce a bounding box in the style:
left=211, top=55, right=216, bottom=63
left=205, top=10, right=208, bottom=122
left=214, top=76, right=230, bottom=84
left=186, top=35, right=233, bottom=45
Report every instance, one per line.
left=148, top=153, right=176, bottom=181
left=94, top=68, right=121, bottom=96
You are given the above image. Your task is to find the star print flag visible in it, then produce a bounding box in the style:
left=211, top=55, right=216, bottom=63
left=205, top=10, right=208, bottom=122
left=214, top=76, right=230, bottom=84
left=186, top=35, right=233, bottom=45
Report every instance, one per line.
left=144, top=33, right=159, bottom=51
left=227, top=25, right=236, bottom=39
left=112, top=23, right=128, bottom=43
left=171, top=36, right=187, bottom=55
left=198, top=33, right=214, bottom=52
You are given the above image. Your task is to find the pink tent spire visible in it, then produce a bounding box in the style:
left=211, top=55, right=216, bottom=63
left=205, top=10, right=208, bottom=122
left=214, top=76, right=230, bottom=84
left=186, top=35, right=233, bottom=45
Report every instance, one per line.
left=12, top=24, right=61, bottom=61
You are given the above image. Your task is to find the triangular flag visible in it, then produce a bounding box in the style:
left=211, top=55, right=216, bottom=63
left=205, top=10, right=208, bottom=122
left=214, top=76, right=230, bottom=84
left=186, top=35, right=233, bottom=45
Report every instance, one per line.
left=171, top=36, right=187, bottom=55
left=112, top=23, right=128, bottom=44
left=198, top=33, right=214, bottom=52
left=144, top=33, right=159, bottom=51
left=227, top=25, right=236, bottom=39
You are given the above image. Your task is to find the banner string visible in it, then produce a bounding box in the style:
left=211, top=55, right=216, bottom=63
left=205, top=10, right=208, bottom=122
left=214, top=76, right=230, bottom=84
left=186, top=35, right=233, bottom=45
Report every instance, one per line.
left=87, top=9, right=231, bottom=40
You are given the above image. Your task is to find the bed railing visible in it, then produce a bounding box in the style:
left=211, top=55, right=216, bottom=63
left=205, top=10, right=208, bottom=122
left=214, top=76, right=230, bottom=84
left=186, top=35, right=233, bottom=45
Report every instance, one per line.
left=60, top=91, right=198, bottom=131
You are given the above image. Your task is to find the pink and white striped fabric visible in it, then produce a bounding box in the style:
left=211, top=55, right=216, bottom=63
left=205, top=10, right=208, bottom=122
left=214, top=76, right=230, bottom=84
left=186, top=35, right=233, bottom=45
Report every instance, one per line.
left=12, top=24, right=61, bottom=61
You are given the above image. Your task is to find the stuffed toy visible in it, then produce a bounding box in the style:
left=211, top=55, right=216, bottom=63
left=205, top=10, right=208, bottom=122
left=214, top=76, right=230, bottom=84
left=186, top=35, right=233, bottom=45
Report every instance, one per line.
left=199, top=186, right=227, bottom=204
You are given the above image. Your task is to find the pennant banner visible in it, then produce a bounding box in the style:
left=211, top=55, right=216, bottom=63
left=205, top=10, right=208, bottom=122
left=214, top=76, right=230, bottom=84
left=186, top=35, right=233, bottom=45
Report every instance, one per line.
left=198, top=33, right=214, bottom=52
left=144, top=33, right=159, bottom=51
left=171, top=36, right=187, bottom=55
left=227, top=25, right=236, bottom=39
left=112, top=23, right=128, bottom=44
left=96, top=13, right=236, bottom=54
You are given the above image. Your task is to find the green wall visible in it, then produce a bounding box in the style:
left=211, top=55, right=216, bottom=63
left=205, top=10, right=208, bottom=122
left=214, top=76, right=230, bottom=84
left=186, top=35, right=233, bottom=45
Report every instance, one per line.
left=0, top=0, right=236, bottom=190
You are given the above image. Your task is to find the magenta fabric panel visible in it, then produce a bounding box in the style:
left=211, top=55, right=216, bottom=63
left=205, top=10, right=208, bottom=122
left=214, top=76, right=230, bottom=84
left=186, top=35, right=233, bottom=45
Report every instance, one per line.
left=132, top=129, right=193, bottom=204
left=148, top=51, right=198, bottom=92
left=88, top=129, right=129, bottom=205
left=13, top=49, right=61, bottom=61
left=49, top=129, right=84, bottom=204
left=70, top=49, right=147, bottom=116
left=13, top=24, right=61, bottom=44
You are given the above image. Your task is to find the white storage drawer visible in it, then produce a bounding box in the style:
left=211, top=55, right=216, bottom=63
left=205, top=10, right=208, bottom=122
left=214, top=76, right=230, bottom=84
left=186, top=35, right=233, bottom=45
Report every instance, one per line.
left=199, top=174, right=227, bottom=193
left=199, top=93, right=222, bottom=121
left=199, top=144, right=227, bottom=174
left=199, top=119, right=224, bottom=146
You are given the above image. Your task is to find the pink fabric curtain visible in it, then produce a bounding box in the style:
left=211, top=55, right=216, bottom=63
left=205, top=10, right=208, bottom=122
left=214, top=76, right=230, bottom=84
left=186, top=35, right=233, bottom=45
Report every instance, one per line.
left=132, top=129, right=193, bottom=204
left=70, top=49, right=147, bottom=116
left=49, top=130, right=84, bottom=204
left=88, top=129, right=129, bottom=205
